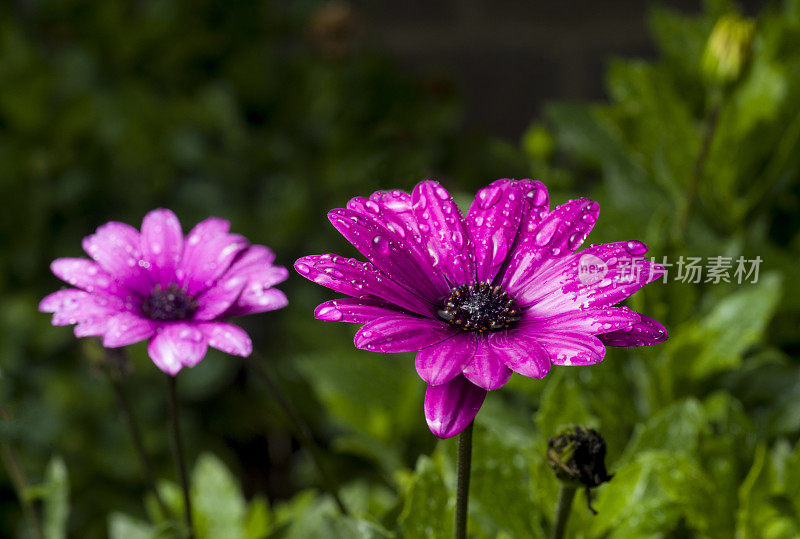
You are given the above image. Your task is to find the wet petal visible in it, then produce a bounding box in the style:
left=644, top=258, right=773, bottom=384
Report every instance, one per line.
left=147, top=323, right=208, bottom=375
left=517, top=330, right=606, bottom=366
left=141, top=209, right=184, bottom=287
left=411, top=181, right=475, bottom=287
left=224, top=245, right=284, bottom=286
left=39, top=289, right=121, bottom=326
left=599, top=314, right=668, bottom=347
left=50, top=258, right=129, bottom=298
left=466, top=179, right=526, bottom=283
left=415, top=332, right=477, bottom=385
left=81, top=222, right=152, bottom=296
left=424, top=375, right=486, bottom=438
left=194, top=274, right=247, bottom=320
left=328, top=207, right=445, bottom=301
left=314, top=298, right=404, bottom=323
left=503, top=198, right=599, bottom=297
left=225, top=287, right=288, bottom=317
left=179, top=217, right=248, bottom=296
left=102, top=312, right=157, bottom=348
left=294, top=254, right=436, bottom=317
left=354, top=315, right=457, bottom=353
left=520, top=307, right=640, bottom=335
left=488, top=331, right=551, bottom=379
left=462, top=336, right=513, bottom=390
left=200, top=322, right=252, bottom=356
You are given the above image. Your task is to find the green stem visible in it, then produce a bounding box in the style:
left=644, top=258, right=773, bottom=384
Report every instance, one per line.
left=551, top=485, right=577, bottom=539
left=166, top=375, right=194, bottom=539
left=454, top=421, right=474, bottom=539
left=249, top=358, right=349, bottom=515
left=104, top=353, right=169, bottom=516
left=0, top=410, right=44, bottom=539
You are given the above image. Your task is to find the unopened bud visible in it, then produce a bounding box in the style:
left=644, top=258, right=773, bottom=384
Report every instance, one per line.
left=702, top=13, right=755, bottom=86
left=547, top=426, right=612, bottom=513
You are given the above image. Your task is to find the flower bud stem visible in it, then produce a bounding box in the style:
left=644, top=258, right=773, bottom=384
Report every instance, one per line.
left=167, top=375, right=194, bottom=539
left=552, top=484, right=577, bottom=539
left=455, top=421, right=474, bottom=539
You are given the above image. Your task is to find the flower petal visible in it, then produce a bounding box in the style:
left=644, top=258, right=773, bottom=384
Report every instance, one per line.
left=354, top=315, right=457, bottom=353
left=224, top=245, right=284, bottom=285
left=519, top=330, right=606, bottom=366
left=328, top=207, right=445, bottom=301
left=225, top=287, right=288, bottom=317
left=194, top=275, right=247, bottom=320
left=466, top=179, right=526, bottom=283
left=517, top=241, right=664, bottom=313
left=520, top=307, right=640, bottom=335
left=599, top=314, right=668, bottom=347
left=462, top=336, right=513, bottom=390
left=415, top=332, right=477, bottom=385
left=179, top=217, right=249, bottom=296
left=314, top=298, right=405, bottom=323
left=141, top=209, right=184, bottom=287
left=294, top=254, right=436, bottom=317
left=147, top=323, right=208, bottom=375
left=50, top=258, right=129, bottom=299
left=82, top=221, right=152, bottom=296
left=424, top=375, right=486, bottom=438
left=102, top=312, right=157, bottom=348
left=411, top=181, right=475, bottom=287
left=503, top=198, right=599, bottom=297
left=39, top=289, right=120, bottom=327
left=200, top=322, right=253, bottom=357
left=488, top=331, right=551, bottom=379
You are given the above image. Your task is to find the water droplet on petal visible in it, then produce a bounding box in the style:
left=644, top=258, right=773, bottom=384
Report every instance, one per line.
left=372, top=235, right=391, bottom=255
left=478, top=185, right=503, bottom=209
left=624, top=241, right=648, bottom=256
left=296, top=263, right=310, bottom=274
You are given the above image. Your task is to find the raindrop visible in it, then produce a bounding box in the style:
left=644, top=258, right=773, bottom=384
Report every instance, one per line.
left=478, top=185, right=502, bottom=209
left=372, top=235, right=391, bottom=255
left=296, top=263, right=311, bottom=274
left=624, top=241, right=648, bottom=256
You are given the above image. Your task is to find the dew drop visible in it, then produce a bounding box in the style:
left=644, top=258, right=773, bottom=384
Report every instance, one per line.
left=296, top=263, right=310, bottom=275
left=478, top=185, right=503, bottom=209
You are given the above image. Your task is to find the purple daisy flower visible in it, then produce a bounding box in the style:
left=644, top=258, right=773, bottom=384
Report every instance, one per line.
left=40, top=209, right=289, bottom=375
left=295, top=179, right=667, bottom=438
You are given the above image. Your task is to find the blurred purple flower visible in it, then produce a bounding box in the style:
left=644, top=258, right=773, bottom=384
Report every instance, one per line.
left=295, top=180, right=667, bottom=438
left=40, top=209, right=288, bottom=375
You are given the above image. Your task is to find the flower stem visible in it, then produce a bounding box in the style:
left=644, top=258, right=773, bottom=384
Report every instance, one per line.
left=166, top=375, right=194, bottom=539
left=249, top=358, right=349, bottom=515
left=0, top=410, right=44, bottom=539
left=551, top=484, right=577, bottom=539
left=454, top=421, right=474, bottom=539
left=103, top=352, right=169, bottom=516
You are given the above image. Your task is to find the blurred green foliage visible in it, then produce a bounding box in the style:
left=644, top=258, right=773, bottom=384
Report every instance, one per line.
left=1, top=0, right=800, bottom=537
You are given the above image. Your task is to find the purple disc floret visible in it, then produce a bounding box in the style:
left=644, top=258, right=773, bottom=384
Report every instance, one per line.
left=295, top=180, right=667, bottom=438
left=40, top=209, right=289, bottom=375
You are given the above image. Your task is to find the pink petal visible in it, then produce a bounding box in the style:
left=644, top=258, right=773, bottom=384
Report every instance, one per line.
left=599, top=314, right=668, bottom=347
left=411, top=181, right=475, bottom=287
left=520, top=307, right=640, bottom=335
left=102, top=312, right=157, bottom=348
left=516, top=241, right=664, bottom=313
left=354, top=315, right=457, bottom=353
left=39, top=289, right=120, bottom=326
left=517, top=330, right=606, bottom=366
left=294, top=254, right=436, bottom=317
left=82, top=221, right=152, bottom=296
left=503, top=198, right=599, bottom=297
left=225, top=287, right=288, bottom=317
left=424, top=375, right=486, bottom=438
left=193, top=274, right=247, bottom=320
left=314, top=298, right=405, bottom=323
left=200, top=322, right=252, bottom=357
left=141, top=209, right=184, bottom=287
left=50, top=258, right=128, bottom=298
left=224, top=246, right=285, bottom=286
left=462, top=336, right=513, bottom=390
left=488, top=331, right=551, bottom=379
left=415, top=332, right=477, bottom=385
left=466, top=179, right=526, bottom=283
left=179, top=217, right=248, bottom=296
left=147, top=323, right=208, bottom=375
left=328, top=208, right=446, bottom=301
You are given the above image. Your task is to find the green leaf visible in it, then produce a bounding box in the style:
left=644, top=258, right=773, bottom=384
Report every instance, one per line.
left=42, top=456, right=69, bottom=539
left=620, top=399, right=704, bottom=463
left=192, top=453, right=248, bottom=539
left=108, top=512, right=154, bottom=539
left=535, top=369, right=595, bottom=438
left=244, top=496, right=271, bottom=539
left=398, top=456, right=452, bottom=538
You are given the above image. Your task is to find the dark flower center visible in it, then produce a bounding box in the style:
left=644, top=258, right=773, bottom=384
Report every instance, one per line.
left=142, top=283, right=197, bottom=321
left=439, top=282, right=519, bottom=332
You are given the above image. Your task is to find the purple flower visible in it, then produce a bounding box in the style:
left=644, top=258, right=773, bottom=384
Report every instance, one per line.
left=40, top=209, right=288, bottom=375
left=295, top=180, right=667, bottom=438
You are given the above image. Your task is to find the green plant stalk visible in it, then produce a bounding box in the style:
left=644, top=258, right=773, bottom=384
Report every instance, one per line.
left=454, top=421, right=474, bottom=539
left=166, top=375, right=194, bottom=539
left=249, top=357, right=349, bottom=515
left=0, top=410, right=44, bottom=539
left=551, top=484, right=577, bottom=539
left=103, top=356, right=170, bottom=517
